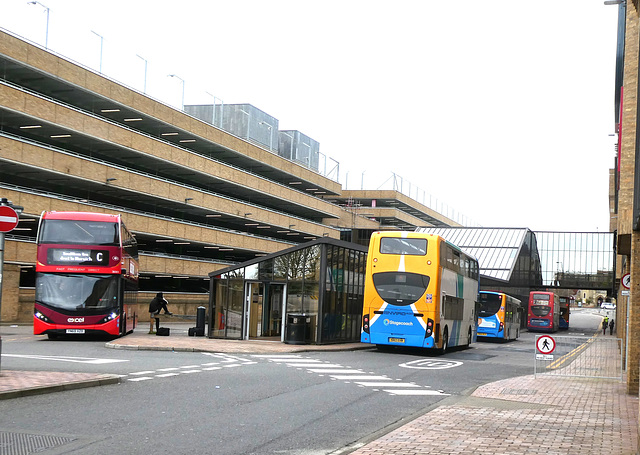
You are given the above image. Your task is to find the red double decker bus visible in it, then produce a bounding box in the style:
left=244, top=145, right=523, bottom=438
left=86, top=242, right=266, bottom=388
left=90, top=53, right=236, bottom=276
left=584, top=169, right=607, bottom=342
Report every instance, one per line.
left=527, top=291, right=560, bottom=332
left=34, top=211, right=139, bottom=338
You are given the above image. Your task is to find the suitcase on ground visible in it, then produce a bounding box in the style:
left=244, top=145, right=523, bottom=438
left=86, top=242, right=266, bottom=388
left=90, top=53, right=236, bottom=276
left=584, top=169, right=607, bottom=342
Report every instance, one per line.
left=156, top=327, right=170, bottom=336
left=189, top=327, right=204, bottom=337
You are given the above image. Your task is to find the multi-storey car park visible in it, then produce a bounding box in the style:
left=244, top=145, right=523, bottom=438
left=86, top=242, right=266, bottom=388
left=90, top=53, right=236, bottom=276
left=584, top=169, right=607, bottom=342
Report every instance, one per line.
left=0, top=28, right=459, bottom=335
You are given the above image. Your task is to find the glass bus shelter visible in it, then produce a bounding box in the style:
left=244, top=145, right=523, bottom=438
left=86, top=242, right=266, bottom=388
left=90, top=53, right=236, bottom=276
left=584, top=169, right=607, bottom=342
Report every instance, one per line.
left=207, top=238, right=367, bottom=344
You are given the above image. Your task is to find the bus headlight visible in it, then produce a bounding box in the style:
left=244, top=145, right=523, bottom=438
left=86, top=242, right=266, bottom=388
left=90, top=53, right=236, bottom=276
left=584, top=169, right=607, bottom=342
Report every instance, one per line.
left=98, top=312, right=118, bottom=324
left=362, top=314, right=370, bottom=334
left=34, top=311, right=52, bottom=323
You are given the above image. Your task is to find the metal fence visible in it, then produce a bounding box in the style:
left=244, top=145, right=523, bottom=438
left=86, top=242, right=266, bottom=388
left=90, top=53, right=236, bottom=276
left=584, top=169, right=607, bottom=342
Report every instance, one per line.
left=534, top=335, right=623, bottom=380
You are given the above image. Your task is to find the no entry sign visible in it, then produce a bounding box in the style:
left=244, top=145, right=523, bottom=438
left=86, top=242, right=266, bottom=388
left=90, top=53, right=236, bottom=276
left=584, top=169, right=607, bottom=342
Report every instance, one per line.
left=0, top=205, right=19, bottom=233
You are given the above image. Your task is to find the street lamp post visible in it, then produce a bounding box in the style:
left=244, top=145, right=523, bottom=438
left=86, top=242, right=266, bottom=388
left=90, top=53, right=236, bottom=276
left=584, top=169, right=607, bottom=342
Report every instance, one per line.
left=168, top=74, right=185, bottom=110
left=136, top=54, right=148, bottom=93
left=91, top=30, right=104, bottom=73
left=28, top=1, right=50, bottom=49
left=239, top=109, right=251, bottom=140
left=281, top=131, right=294, bottom=160
left=260, top=121, right=273, bottom=151
left=302, top=142, right=311, bottom=168
left=205, top=92, right=224, bottom=127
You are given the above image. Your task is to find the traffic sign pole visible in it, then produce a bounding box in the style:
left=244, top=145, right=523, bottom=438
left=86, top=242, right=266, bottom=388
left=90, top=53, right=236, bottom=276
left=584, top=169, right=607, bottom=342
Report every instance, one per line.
left=0, top=199, right=22, bottom=325
left=0, top=231, right=4, bottom=324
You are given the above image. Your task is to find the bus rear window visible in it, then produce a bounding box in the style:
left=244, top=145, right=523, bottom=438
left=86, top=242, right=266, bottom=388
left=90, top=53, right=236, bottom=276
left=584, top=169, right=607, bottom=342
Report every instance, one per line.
left=531, top=305, right=551, bottom=317
left=379, top=238, right=427, bottom=256
left=478, top=293, right=502, bottom=317
left=372, top=271, right=430, bottom=306
left=39, top=220, right=119, bottom=245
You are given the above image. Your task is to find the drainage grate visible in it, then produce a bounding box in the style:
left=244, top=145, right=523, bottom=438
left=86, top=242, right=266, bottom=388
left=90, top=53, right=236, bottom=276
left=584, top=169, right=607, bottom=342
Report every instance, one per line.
left=0, top=431, right=77, bottom=455
left=501, top=388, right=538, bottom=395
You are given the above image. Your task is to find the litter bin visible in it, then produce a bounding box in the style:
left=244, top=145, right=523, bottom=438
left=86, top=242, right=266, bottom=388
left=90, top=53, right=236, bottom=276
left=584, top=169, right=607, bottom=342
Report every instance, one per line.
left=285, top=314, right=311, bottom=345
left=196, top=306, right=206, bottom=331
left=189, top=306, right=206, bottom=337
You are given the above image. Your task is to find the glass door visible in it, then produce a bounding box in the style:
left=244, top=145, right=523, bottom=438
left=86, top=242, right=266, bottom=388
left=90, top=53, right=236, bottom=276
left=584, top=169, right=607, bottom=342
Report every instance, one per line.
left=264, top=284, right=284, bottom=338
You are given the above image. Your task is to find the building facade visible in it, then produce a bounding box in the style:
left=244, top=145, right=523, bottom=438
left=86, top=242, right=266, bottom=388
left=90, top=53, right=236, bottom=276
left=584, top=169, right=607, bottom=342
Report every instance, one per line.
left=610, top=0, right=640, bottom=449
left=0, top=29, right=458, bottom=327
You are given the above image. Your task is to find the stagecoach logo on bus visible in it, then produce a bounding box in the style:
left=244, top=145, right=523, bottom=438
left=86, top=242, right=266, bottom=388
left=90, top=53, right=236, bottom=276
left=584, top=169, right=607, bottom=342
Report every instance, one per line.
left=383, top=319, right=414, bottom=327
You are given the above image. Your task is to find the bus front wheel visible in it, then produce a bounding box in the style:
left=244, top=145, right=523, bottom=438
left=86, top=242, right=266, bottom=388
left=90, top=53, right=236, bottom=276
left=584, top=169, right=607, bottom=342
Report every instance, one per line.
left=467, top=328, right=472, bottom=347
left=440, top=328, right=448, bottom=354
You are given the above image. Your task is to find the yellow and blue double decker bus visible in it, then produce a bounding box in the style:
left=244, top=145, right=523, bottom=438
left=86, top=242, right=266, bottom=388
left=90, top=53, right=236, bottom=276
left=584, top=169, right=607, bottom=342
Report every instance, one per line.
left=477, top=291, right=521, bottom=341
left=361, top=231, right=479, bottom=352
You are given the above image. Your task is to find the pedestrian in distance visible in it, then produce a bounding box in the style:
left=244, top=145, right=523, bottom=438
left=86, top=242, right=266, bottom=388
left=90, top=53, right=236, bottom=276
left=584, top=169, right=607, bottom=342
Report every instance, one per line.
left=602, top=318, right=608, bottom=335
left=609, top=319, right=615, bottom=335
left=149, top=292, right=172, bottom=315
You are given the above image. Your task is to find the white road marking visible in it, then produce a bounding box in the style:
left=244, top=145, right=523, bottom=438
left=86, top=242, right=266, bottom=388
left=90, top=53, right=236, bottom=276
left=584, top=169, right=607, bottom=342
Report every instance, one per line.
left=329, top=375, right=391, bottom=380
left=252, top=354, right=302, bottom=358
left=354, top=382, right=420, bottom=387
left=252, top=354, right=450, bottom=397
left=308, top=369, right=364, bottom=374
left=384, top=389, right=449, bottom=396
left=2, top=354, right=128, bottom=364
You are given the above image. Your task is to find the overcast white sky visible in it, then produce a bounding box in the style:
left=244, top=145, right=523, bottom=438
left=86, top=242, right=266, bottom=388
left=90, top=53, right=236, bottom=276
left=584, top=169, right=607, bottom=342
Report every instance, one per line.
left=1, top=1, right=620, bottom=232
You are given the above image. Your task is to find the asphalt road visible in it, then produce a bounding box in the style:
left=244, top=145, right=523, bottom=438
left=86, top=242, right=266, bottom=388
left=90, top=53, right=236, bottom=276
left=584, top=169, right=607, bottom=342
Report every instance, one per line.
left=0, top=309, right=603, bottom=455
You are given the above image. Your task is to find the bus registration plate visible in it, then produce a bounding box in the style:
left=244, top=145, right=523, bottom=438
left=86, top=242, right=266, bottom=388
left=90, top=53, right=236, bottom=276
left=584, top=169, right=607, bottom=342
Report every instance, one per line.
left=388, top=337, right=405, bottom=343
left=66, top=329, right=85, bottom=334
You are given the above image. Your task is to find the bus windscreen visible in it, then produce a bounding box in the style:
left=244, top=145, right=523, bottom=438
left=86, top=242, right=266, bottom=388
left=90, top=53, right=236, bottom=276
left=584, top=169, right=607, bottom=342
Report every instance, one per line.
left=39, top=220, right=119, bottom=245
left=35, top=273, right=119, bottom=312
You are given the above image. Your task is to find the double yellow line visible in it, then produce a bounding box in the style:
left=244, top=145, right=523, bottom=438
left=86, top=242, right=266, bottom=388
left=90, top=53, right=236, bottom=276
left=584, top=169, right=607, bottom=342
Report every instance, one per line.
left=547, top=332, right=599, bottom=370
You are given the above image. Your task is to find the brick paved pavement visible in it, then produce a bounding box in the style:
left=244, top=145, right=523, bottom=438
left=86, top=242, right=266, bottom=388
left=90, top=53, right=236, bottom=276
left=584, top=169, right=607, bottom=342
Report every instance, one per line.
left=1, top=325, right=638, bottom=454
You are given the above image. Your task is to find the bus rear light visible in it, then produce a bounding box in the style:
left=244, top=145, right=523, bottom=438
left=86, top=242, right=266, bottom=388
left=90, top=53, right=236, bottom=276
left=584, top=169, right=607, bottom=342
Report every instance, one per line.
left=362, top=314, right=370, bottom=334
left=499, top=322, right=504, bottom=332
left=425, top=318, right=434, bottom=337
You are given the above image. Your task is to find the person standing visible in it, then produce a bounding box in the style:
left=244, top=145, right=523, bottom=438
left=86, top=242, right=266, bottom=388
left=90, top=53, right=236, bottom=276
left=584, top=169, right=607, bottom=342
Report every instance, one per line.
left=602, top=318, right=608, bottom=335
left=609, top=319, right=615, bottom=335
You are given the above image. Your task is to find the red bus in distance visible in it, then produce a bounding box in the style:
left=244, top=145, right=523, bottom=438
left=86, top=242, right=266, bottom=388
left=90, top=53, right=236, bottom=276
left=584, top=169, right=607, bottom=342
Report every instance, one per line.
left=34, top=211, right=139, bottom=338
left=527, top=291, right=560, bottom=333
